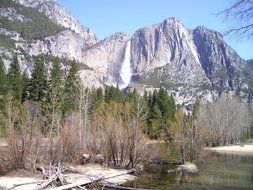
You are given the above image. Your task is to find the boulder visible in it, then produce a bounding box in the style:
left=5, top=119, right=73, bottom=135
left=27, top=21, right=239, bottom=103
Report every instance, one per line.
left=176, top=162, right=198, bottom=174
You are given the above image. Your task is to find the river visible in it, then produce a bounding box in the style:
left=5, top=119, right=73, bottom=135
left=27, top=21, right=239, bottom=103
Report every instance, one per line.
left=126, top=153, right=253, bottom=190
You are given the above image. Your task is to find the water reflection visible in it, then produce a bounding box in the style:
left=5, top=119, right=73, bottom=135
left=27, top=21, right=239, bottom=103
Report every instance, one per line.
left=127, top=153, right=253, bottom=190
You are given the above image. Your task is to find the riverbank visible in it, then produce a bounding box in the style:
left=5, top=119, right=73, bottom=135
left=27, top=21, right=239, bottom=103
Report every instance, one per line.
left=207, top=144, right=253, bottom=155
left=0, top=164, right=137, bottom=190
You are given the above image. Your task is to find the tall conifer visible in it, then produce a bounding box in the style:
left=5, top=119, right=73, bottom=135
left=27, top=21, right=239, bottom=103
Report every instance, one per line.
left=7, top=55, right=23, bottom=100
left=62, top=60, right=79, bottom=115
left=29, top=56, right=48, bottom=101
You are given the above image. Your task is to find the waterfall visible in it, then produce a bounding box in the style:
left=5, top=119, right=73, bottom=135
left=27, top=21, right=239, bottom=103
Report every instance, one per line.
left=120, top=40, right=131, bottom=89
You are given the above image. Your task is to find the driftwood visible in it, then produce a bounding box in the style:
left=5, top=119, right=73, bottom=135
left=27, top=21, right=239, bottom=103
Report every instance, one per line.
left=99, top=182, right=151, bottom=190
left=10, top=180, right=47, bottom=189
left=47, top=168, right=137, bottom=190
left=36, top=163, right=67, bottom=189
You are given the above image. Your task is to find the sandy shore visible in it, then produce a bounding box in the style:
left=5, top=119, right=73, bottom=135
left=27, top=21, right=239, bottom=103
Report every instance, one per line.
left=0, top=164, right=137, bottom=190
left=208, top=144, right=253, bottom=155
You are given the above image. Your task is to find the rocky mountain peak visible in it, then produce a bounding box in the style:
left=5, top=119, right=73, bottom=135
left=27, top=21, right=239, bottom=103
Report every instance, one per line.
left=105, top=32, right=129, bottom=41
left=162, top=17, right=182, bottom=26
left=13, top=0, right=56, bottom=5
left=131, top=17, right=201, bottom=73
left=194, top=26, right=223, bottom=42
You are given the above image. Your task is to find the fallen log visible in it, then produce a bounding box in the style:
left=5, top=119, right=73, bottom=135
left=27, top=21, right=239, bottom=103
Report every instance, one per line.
left=47, top=168, right=137, bottom=190
left=99, top=182, right=151, bottom=190
left=46, top=177, right=102, bottom=190
left=10, top=180, right=47, bottom=189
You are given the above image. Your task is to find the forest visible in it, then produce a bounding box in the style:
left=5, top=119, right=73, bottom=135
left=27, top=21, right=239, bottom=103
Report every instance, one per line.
left=0, top=55, right=252, bottom=175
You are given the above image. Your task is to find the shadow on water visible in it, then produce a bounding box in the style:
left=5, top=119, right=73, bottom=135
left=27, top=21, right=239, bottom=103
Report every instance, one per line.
left=126, top=151, right=253, bottom=190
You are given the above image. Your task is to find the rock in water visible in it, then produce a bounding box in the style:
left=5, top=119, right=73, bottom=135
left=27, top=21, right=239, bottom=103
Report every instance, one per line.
left=177, top=162, right=198, bottom=174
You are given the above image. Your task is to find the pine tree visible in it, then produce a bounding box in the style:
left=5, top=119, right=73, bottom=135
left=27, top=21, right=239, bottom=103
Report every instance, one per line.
left=62, top=60, right=79, bottom=115
left=150, top=104, right=163, bottom=139
left=91, top=87, right=104, bottom=115
left=7, top=55, right=23, bottom=100
left=144, top=89, right=177, bottom=139
left=29, top=56, right=48, bottom=101
left=49, top=57, right=64, bottom=98
left=114, top=85, right=123, bottom=103
left=104, top=85, right=123, bottom=103
left=157, top=87, right=176, bottom=121
left=21, top=70, right=29, bottom=102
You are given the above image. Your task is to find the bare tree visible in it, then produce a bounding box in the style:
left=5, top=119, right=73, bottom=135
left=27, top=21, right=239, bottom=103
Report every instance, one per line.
left=221, top=0, right=253, bottom=38
left=134, top=95, right=148, bottom=129
left=4, top=91, right=19, bottom=130
left=23, top=101, right=44, bottom=147
left=198, top=93, right=250, bottom=146
left=86, top=102, right=162, bottom=168
left=170, top=109, right=208, bottom=164
left=75, top=80, right=93, bottom=146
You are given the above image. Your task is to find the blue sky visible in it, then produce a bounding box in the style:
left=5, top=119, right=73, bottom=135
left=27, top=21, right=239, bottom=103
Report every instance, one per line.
left=58, top=0, right=252, bottom=60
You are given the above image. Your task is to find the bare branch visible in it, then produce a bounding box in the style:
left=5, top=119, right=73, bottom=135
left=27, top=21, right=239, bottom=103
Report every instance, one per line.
left=220, top=0, right=253, bottom=38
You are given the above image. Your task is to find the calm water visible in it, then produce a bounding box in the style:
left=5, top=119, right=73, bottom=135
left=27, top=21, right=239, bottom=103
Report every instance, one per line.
left=127, top=153, right=253, bottom=190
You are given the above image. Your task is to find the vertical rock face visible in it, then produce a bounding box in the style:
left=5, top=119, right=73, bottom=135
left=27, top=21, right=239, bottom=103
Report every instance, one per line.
left=193, top=26, right=246, bottom=95
left=18, top=30, right=88, bottom=63
left=131, top=18, right=201, bottom=73
left=82, top=33, right=130, bottom=85
left=129, top=18, right=211, bottom=104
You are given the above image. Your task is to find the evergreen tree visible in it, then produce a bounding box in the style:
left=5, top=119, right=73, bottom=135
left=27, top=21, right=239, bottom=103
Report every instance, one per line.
left=157, top=88, right=175, bottom=122
left=7, top=55, right=23, bottom=100
left=62, top=60, right=79, bottom=115
left=114, top=85, right=123, bottom=103
left=104, top=85, right=123, bottom=103
left=21, top=70, right=29, bottom=102
left=91, top=87, right=104, bottom=115
left=49, top=57, right=64, bottom=95
left=145, top=89, right=176, bottom=140
left=29, top=56, right=48, bottom=101
left=150, top=104, right=163, bottom=139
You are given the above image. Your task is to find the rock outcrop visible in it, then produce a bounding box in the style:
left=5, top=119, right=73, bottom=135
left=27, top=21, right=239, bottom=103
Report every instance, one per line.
left=18, top=30, right=88, bottom=63
left=82, top=33, right=130, bottom=85
left=193, top=26, right=246, bottom=95
left=13, top=0, right=97, bottom=44
left=131, top=18, right=201, bottom=72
